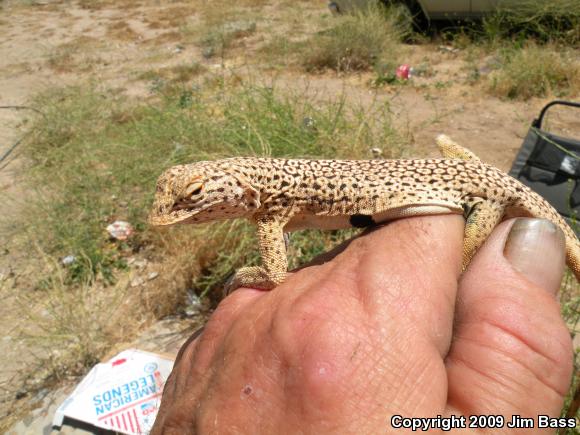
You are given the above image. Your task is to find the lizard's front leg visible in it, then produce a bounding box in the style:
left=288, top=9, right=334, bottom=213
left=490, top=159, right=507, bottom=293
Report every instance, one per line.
left=462, top=199, right=504, bottom=269
left=225, top=216, right=288, bottom=292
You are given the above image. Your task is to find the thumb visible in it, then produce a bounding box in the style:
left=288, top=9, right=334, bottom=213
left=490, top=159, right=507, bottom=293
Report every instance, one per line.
left=446, top=218, right=573, bottom=422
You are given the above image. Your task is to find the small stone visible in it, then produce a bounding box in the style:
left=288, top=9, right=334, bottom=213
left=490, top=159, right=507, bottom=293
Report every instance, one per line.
left=302, top=117, right=316, bottom=131
left=370, top=148, right=383, bottom=158
left=133, top=259, right=148, bottom=269
left=147, top=272, right=159, bottom=280
left=131, top=276, right=145, bottom=287
left=438, top=45, right=459, bottom=54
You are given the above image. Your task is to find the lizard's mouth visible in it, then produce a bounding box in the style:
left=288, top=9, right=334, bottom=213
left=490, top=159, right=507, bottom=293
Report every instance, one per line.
left=147, top=210, right=193, bottom=226
left=147, top=195, right=191, bottom=225
left=148, top=205, right=197, bottom=226
left=148, top=199, right=221, bottom=226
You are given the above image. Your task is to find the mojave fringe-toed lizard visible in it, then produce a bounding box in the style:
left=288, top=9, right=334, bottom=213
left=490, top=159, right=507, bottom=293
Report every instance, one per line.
left=149, top=135, right=580, bottom=291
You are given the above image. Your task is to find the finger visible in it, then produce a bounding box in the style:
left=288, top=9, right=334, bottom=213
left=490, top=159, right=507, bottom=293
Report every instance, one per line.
left=266, top=215, right=465, bottom=419
left=332, top=215, right=465, bottom=355
left=286, top=215, right=464, bottom=362
left=183, top=287, right=263, bottom=372
left=163, top=289, right=263, bottom=404
left=152, top=288, right=265, bottom=435
left=446, top=218, right=573, bottom=422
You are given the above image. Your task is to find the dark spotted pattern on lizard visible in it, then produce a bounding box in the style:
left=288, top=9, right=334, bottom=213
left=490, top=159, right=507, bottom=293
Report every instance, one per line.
left=149, top=135, right=580, bottom=291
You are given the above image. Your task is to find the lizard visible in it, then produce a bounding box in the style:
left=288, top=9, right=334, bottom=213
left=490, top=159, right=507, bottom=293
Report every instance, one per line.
left=148, top=135, right=580, bottom=291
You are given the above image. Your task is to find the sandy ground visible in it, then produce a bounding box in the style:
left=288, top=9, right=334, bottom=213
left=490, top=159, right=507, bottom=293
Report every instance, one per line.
left=0, top=0, right=579, bottom=430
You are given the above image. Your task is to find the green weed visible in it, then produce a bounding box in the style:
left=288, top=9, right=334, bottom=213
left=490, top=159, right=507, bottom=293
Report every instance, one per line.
left=22, top=77, right=409, bottom=294
left=12, top=77, right=409, bottom=399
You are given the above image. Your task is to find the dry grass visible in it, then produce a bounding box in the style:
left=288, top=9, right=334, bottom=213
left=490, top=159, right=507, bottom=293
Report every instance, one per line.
left=487, top=44, right=580, bottom=100
left=9, top=78, right=409, bottom=404
left=46, top=37, right=102, bottom=73
left=301, top=3, right=409, bottom=73
left=198, top=0, right=258, bottom=27
left=138, top=62, right=207, bottom=84
left=77, top=0, right=144, bottom=10
left=107, top=20, right=141, bottom=41
left=145, top=4, right=197, bottom=29
left=192, top=20, right=258, bottom=59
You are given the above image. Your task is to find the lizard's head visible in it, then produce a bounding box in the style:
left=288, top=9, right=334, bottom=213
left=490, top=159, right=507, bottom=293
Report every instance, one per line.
left=148, top=163, right=261, bottom=226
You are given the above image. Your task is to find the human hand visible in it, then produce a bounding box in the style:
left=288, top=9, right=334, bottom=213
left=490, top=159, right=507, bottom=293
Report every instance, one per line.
left=151, top=216, right=573, bottom=434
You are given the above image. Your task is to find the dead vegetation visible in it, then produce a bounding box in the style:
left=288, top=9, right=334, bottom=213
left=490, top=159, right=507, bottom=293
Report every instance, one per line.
left=301, top=3, right=410, bottom=73
left=487, top=44, right=580, bottom=100
left=138, top=62, right=207, bottom=83
left=106, top=20, right=141, bottom=41
left=46, top=37, right=103, bottom=73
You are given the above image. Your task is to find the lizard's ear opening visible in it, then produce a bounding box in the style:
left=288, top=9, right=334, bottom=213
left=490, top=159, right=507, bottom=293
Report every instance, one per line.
left=224, top=170, right=261, bottom=210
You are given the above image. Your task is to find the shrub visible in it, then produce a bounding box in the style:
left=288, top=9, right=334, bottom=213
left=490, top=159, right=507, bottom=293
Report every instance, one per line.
left=302, top=3, right=410, bottom=73
left=487, top=44, right=580, bottom=100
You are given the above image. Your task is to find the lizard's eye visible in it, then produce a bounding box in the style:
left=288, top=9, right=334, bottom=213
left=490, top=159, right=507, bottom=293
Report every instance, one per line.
left=184, top=182, right=203, bottom=198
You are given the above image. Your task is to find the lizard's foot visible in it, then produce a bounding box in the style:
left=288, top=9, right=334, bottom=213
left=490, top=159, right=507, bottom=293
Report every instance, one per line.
left=224, top=266, right=286, bottom=294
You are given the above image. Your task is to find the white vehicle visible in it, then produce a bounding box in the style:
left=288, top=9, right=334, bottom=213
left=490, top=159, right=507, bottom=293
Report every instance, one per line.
left=329, top=0, right=517, bottom=21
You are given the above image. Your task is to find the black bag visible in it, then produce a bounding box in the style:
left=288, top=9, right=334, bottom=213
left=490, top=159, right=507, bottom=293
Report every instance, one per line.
left=508, top=100, right=580, bottom=234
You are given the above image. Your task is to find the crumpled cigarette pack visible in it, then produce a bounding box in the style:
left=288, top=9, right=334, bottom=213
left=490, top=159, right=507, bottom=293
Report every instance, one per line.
left=53, top=349, right=174, bottom=434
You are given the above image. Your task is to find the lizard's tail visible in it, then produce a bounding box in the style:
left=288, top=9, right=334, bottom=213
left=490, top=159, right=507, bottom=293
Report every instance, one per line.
left=558, top=216, right=580, bottom=282
left=563, top=223, right=580, bottom=282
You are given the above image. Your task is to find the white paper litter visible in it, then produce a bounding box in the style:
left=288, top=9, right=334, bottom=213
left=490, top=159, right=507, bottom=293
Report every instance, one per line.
left=53, top=349, right=174, bottom=434
left=106, top=220, right=134, bottom=240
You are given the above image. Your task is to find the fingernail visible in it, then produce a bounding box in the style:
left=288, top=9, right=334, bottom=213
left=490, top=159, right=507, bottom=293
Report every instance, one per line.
left=504, top=218, right=566, bottom=294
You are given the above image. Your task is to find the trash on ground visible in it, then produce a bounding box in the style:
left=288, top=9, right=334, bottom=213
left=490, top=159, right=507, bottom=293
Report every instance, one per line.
left=107, top=220, right=134, bottom=241
left=395, top=64, right=411, bottom=80
left=184, top=290, right=204, bottom=317
left=53, top=349, right=174, bottom=435
left=61, top=255, right=76, bottom=266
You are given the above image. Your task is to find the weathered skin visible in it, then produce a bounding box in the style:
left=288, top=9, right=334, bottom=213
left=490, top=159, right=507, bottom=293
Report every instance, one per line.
left=149, top=135, right=580, bottom=290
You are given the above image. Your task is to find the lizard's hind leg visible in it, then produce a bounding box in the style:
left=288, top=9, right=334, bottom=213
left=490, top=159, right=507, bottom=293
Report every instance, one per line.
left=462, top=200, right=505, bottom=270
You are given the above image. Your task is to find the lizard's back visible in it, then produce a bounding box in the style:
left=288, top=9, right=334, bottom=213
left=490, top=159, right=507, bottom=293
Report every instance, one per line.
left=229, top=156, right=580, bottom=279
